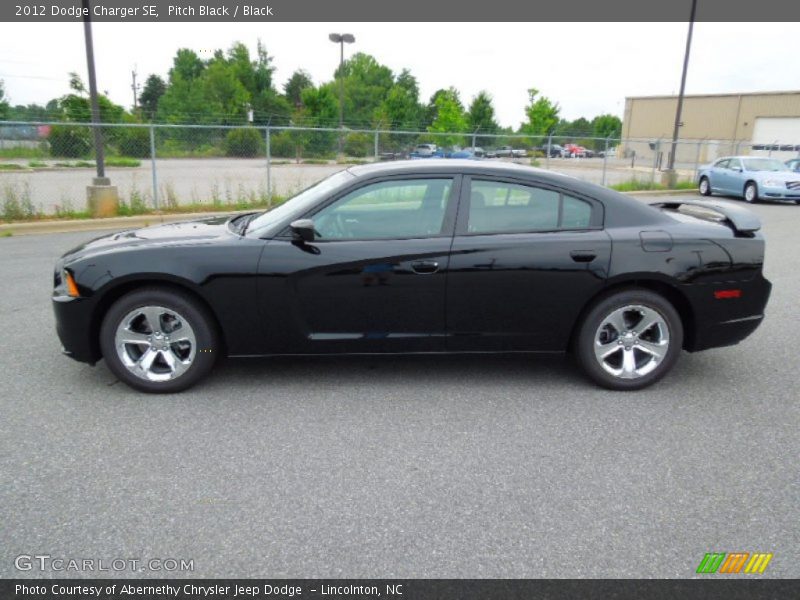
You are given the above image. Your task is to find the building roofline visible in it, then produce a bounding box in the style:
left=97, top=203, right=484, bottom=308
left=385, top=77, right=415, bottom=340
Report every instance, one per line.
left=625, top=90, right=800, bottom=101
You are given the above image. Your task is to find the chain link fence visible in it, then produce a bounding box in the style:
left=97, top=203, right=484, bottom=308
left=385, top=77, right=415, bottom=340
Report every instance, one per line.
left=1, top=120, right=799, bottom=220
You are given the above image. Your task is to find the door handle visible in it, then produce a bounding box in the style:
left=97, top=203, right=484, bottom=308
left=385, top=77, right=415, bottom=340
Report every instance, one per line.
left=570, top=250, right=597, bottom=263
left=411, top=260, right=439, bottom=274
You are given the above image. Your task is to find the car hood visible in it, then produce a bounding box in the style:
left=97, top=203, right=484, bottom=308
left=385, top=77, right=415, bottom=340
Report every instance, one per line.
left=61, top=214, right=236, bottom=261
left=752, top=170, right=799, bottom=182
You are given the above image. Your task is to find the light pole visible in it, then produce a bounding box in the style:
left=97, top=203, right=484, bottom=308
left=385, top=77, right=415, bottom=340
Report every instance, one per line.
left=664, top=0, right=698, bottom=187
left=329, top=33, right=355, bottom=155
left=82, top=0, right=118, bottom=217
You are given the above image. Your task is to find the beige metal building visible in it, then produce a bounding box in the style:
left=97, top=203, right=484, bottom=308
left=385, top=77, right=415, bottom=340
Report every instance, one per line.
left=621, top=90, right=800, bottom=165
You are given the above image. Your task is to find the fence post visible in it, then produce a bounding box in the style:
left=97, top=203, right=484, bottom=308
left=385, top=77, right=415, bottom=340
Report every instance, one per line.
left=693, top=140, right=702, bottom=181
left=374, top=130, right=379, bottom=160
left=546, top=133, right=553, bottom=170
left=149, top=123, right=158, bottom=210
left=651, top=139, right=661, bottom=185
left=602, top=137, right=610, bottom=187
left=265, top=126, right=271, bottom=202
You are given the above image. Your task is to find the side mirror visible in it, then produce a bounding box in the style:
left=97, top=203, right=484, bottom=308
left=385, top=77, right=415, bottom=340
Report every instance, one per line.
left=290, top=219, right=315, bottom=242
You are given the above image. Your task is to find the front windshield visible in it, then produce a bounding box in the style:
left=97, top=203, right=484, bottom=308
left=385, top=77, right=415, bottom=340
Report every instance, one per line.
left=246, top=169, right=355, bottom=236
left=742, top=158, right=790, bottom=172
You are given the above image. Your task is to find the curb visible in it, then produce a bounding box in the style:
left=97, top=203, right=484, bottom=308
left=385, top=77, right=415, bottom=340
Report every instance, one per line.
left=1, top=190, right=700, bottom=237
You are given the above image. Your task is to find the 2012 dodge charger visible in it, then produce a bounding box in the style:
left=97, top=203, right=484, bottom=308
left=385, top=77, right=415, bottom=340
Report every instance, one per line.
left=53, top=160, right=772, bottom=393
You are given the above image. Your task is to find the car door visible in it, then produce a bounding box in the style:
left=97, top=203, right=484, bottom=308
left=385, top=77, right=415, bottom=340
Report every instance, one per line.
left=256, top=175, right=460, bottom=354
left=708, top=158, right=730, bottom=192
left=720, top=158, right=744, bottom=195
left=445, top=176, right=611, bottom=352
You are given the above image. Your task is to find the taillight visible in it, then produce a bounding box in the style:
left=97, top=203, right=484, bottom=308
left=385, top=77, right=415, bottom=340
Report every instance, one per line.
left=714, top=289, right=742, bottom=299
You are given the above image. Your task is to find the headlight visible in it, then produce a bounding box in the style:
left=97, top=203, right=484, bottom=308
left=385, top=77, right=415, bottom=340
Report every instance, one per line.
left=762, top=179, right=782, bottom=188
left=54, top=268, right=80, bottom=297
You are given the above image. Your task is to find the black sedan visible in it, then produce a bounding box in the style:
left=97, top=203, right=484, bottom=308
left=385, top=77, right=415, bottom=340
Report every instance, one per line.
left=53, top=160, right=772, bottom=393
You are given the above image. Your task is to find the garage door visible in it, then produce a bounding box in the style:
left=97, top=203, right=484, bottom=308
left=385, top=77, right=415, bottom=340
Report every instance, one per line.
left=752, top=117, right=800, bottom=159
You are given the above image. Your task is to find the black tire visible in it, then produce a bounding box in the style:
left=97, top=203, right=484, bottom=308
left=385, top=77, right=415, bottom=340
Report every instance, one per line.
left=100, top=287, right=218, bottom=393
left=574, top=288, right=683, bottom=391
left=744, top=181, right=759, bottom=203
left=698, top=176, right=711, bottom=196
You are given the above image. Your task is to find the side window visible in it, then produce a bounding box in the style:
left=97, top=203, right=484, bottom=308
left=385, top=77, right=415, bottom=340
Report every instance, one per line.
left=728, top=158, right=742, bottom=170
left=467, top=180, right=593, bottom=234
left=714, top=159, right=730, bottom=169
left=312, top=178, right=453, bottom=240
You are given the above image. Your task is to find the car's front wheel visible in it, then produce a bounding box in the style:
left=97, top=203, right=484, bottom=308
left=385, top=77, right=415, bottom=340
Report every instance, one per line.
left=744, top=181, right=759, bottom=203
left=100, top=287, right=218, bottom=393
left=574, top=289, right=683, bottom=390
left=698, top=176, right=711, bottom=196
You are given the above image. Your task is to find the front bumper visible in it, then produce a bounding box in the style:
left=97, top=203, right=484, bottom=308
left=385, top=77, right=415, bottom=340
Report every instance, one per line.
left=53, top=294, right=100, bottom=364
left=760, top=184, right=800, bottom=202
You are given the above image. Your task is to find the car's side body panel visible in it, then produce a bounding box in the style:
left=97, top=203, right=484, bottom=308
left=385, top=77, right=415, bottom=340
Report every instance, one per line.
left=53, top=160, right=771, bottom=370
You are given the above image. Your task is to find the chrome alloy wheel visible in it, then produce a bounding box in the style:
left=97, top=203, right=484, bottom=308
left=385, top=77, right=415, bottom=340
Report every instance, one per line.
left=593, top=304, right=670, bottom=380
left=699, top=178, right=709, bottom=195
left=114, top=305, right=196, bottom=382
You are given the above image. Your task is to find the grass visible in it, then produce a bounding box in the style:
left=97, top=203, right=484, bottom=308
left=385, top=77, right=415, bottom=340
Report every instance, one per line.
left=1, top=183, right=287, bottom=223
left=611, top=179, right=696, bottom=192
left=0, top=147, right=49, bottom=159
left=0, top=163, right=26, bottom=171
left=106, top=157, right=142, bottom=168
left=28, top=160, right=47, bottom=168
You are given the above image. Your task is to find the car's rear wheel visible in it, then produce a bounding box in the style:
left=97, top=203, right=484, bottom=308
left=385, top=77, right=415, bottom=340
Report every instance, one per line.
left=744, top=181, right=759, bottom=203
left=575, top=289, right=683, bottom=390
left=100, top=287, right=218, bottom=393
left=698, top=176, right=711, bottom=196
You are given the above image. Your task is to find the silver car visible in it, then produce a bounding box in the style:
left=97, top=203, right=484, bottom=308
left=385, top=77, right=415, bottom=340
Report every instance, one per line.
left=697, top=156, right=800, bottom=203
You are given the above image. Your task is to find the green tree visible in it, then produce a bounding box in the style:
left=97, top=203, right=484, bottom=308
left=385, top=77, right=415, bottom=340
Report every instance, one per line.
left=284, top=70, right=313, bottom=108
left=592, top=113, right=622, bottom=141
left=427, top=88, right=467, bottom=147
left=298, top=84, right=339, bottom=155
left=521, top=88, right=560, bottom=137
left=139, top=74, right=166, bottom=119
left=335, top=53, right=395, bottom=127
left=0, top=80, right=9, bottom=120
left=467, top=91, right=499, bottom=144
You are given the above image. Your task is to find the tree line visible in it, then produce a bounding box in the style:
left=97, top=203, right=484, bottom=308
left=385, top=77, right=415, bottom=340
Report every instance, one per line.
left=0, top=41, right=622, bottom=158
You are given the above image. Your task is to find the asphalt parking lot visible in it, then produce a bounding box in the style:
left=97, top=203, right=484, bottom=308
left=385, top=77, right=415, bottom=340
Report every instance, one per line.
left=1, top=194, right=798, bottom=579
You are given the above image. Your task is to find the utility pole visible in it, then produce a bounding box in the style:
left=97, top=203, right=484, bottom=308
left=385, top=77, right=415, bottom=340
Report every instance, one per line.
left=82, top=0, right=118, bottom=216
left=664, top=0, right=698, bottom=187
left=131, top=68, right=139, bottom=111
left=329, top=33, right=355, bottom=156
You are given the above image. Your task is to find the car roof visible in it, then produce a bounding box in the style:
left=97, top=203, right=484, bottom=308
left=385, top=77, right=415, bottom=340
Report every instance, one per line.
left=715, top=156, right=776, bottom=161
left=349, top=158, right=571, bottom=180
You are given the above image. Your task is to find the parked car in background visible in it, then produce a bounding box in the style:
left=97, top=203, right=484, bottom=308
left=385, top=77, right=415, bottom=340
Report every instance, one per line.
left=412, top=143, right=438, bottom=157
left=463, top=146, right=486, bottom=157
left=786, top=158, right=800, bottom=172
left=54, top=160, right=771, bottom=393
left=534, top=144, right=567, bottom=157
left=564, top=143, right=588, bottom=158
left=448, top=148, right=479, bottom=159
left=598, top=146, right=619, bottom=158
left=697, top=156, right=800, bottom=203
left=494, top=146, right=527, bottom=158
left=379, top=151, right=408, bottom=161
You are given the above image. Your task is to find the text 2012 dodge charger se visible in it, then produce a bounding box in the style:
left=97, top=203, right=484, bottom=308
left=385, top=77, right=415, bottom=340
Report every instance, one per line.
left=53, top=160, right=771, bottom=393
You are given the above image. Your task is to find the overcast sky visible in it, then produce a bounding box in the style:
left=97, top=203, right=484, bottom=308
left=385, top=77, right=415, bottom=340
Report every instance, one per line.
left=0, top=22, right=797, bottom=127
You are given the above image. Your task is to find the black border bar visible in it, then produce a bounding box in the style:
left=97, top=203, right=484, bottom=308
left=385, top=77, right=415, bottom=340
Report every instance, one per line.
left=3, top=579, right=800, bottom=600
left=3, top=0, right=800, bottom=22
